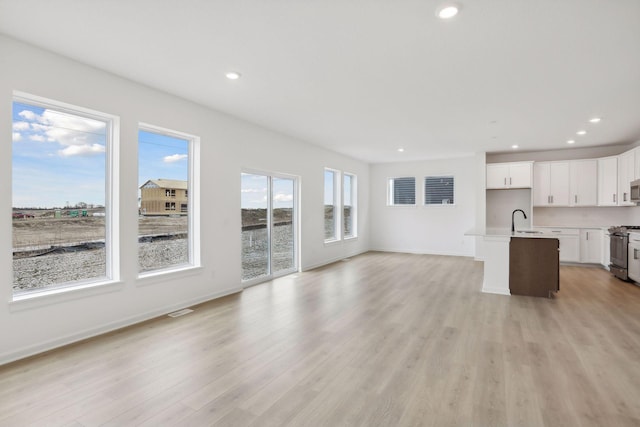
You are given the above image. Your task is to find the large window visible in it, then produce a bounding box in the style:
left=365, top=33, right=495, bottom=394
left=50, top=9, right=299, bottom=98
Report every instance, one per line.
left=343, top=173, right=357, bottom=238
left=388, top=177, right=416, bottom=206
left=11, top=93, right=118, bottom=296
left=138, top=126, right=198, bottom=274
left=425, top=175, right=455, bottom=205
left=324, top=168, right=339, bottom=241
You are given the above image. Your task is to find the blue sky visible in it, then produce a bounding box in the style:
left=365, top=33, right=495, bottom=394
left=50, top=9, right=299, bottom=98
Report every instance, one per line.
left=138, top=130, right=188, bottom=188
left=11, top=101, right=189, bottom=208
left=241, top=173, right=294, bottom=209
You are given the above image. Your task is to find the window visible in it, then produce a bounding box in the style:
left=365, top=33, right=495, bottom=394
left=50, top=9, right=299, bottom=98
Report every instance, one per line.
left=343, top=173, right=357, bottom=238
left=388, top=177, right=416, bottom=205
left=138, top=125, right=199, bottom=274
left=324, top=168, right=339, bottom=241
left=425, top=175, right=455, bottom=205
left=11, top=93, right=118, bottom=297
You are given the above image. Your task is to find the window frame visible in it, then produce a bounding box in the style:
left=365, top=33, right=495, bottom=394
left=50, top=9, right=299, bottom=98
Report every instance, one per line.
left=137, top=123, right=200, bottom=279
left=343, top=172, right=357, bottom=239
left=324, top=167, right=341, bottom=243
left=387, top=176, right=417, bottom=206
left=11, top=91, right=120, bottom=301
left=424, top=174, right=456, bottom=207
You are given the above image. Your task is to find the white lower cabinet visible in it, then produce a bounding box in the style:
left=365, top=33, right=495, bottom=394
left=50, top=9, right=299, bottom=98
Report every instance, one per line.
left=602, top=233, right=610, bottom=269
left=534, top=228, right=580, bottom=262
left=580, top=229, right=603, bottom=263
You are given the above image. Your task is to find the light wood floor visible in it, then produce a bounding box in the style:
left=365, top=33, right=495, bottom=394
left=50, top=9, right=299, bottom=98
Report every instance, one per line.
left=1, top=252, right=640, bottom=426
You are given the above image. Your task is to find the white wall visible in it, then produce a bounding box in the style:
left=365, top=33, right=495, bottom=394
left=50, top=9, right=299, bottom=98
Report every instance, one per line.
left=369, top=156, right=477, bottom=257
left=0, top=35, right=370, bottom=364
left=534, top=206, right=640, bottom=227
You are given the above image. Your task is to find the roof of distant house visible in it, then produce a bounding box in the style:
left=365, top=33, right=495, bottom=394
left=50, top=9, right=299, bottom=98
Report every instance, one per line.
left=140, top=179, right=187, bottom=190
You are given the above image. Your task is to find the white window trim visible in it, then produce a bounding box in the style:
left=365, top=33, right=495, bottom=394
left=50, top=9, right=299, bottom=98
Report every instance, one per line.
left=343, top=172, right=358, bottom=239
left=387, top=176, right=417, bottom=207
left=423, top=174, right=456, bottom=207
left=137, top=123, right=200, bottom=280
left=324, top=167, right=341, bottom=243
left=12, top=91, right=120, bottom=301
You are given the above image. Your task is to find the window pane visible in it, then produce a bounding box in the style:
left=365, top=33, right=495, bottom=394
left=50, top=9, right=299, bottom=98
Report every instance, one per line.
left=343, top=173, right=356, bottom=238
left=390, top=177, right=416, bottom=205
left=241, top=173, right=269, bottom=280
left=138, top=130, right=190, bottom=273
left=272, top=177, right=295, bottom=273
left=425, top=176, right=454, bottom=205
left=324, top=169, right=336, bottom=240
left=12, top=100, right=108, bottom=294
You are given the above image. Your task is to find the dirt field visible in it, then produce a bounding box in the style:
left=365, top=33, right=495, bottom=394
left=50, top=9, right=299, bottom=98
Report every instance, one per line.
left=12, top=215, right=188, bottom=250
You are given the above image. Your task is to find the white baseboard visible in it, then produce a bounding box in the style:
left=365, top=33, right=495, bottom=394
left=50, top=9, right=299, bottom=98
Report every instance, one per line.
left=0, top=286, right=242, bottom=366
left=370, top=247, right=475, bottom=258
left=302, top=249, right=369, bottom=271
left=481, top=282, right=511, bottom=296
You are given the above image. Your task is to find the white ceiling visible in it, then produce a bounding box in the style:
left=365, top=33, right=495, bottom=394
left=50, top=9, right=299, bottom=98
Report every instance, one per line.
left=1, top=0, right=639, bottom=163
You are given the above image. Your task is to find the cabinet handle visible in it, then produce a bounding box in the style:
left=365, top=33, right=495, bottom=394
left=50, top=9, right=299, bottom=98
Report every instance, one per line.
left=548, top=195, right=551, bottom=204
left=614, top=194, right=617, bottom=203
left=504, top=177, right=507, bottom=186
left=624, top=192, right=628, bottom=202
left=551, top=195, right=554, bottom=204
left=635, top=249, right=639, bottom=260
left=510, top=177, right=512, bottom=185
left=575, top=195, right=578, bottom=204
left=586, top=232, right=589, bottom=241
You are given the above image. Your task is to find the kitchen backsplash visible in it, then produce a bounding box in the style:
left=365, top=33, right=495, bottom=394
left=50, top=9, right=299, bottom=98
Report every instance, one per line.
left=533, top=206, right=640, bottom=227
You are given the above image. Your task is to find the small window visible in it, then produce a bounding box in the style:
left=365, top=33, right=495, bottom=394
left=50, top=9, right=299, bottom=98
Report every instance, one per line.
left=324, top=168, right=340, bottom=241
left=388, top=177, right=416, bottom=205
left=425, top=175, right=454, bottom=205
left=343, top=173, right=357, bottom=238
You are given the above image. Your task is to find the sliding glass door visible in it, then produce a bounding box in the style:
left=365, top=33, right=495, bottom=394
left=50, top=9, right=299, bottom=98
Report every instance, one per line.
left=241, top=172, right=297, bottom=284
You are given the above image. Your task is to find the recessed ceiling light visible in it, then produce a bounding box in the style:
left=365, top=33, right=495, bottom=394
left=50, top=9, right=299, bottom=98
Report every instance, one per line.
left=398, top=148, right=405, bottom=152
left=567, top=140, right=576, bottom=144
left=225, top=71, right=241, bottom=80
left=577, top=130, right=587, bottom=135
left=589, top=117, right=601, bottom=123
left=436, top=4, right=460, bottom=19
left=512, top=145, right=519, bottom=149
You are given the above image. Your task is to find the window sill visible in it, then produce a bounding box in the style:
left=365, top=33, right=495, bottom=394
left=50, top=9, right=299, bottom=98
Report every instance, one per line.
left=9, top=279, right=124, bottom=312
left=424, top=204, right=457, bottom=207
left=324, top=238, right=342, bottom=246
left=137, top=264, right=203, bottom=286
left=344, top=236, right=358, bottom=241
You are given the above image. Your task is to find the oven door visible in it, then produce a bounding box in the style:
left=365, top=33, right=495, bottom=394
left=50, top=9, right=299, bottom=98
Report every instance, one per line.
left=610, top=234, right=628, bottom=268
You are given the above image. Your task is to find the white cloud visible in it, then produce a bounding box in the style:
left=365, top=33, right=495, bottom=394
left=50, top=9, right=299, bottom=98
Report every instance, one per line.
left=274, top=193, right=293, bottom=202
left=13, top=121, right=30, bottom=131
left=18, top=110, right=37, bottom=121
left=241, top=188, right=266, bottom=193
left=163, top=153, right=188, bottom=163
left=58, top=144, right=105, bottom=157
left=12, top=132, right=22, bottom=142
left=30, top=134, right=45, bottom=142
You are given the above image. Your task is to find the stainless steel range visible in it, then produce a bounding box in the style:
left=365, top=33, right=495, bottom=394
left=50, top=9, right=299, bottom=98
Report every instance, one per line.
left=608, top=226, right=640, bottom=281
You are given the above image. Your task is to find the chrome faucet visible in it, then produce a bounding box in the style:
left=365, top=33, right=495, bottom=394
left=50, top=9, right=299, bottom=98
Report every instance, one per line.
left=511, top=209, right=527, bottom=232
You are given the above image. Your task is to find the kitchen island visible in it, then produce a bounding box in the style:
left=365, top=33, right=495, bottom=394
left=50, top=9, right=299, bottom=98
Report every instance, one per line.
left=467, top=228, right=559, bottom=296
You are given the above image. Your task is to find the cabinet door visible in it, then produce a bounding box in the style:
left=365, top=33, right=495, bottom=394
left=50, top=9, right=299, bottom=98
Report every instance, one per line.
left=509, top=163, right=532, bottom=188
left=533, top=162, right=551, bottom=206
left=486, top=164, right=509, bottom=189
left=570, top=160, right=598, bottom=206
left=549, top=162, right=570, bottom=206
left=598, top=157, right=618, bottom=206
left=580, top=229, right=602, bottom=263
left=618, top=150, right=635, bottom=206
left=558, top=236, right=580, bottom=262
left=602, top=234, right=610, bottom=268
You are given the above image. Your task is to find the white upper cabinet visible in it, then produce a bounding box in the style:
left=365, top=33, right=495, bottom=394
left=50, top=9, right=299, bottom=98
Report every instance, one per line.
left=569, top=159, right=598, bottom=206
left=486, top=162, right=532, bottom=189
left=618, top=149, right=636, bottom=206
left=533, top=162, right=570, bottom=206
left=598, top=156, right=618, bottom=206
